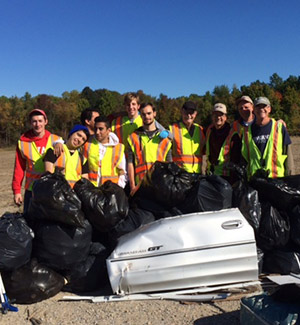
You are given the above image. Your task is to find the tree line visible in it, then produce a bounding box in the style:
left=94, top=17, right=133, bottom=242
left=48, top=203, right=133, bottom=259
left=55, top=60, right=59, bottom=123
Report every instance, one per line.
left=1, top=73, right=300, bottom=147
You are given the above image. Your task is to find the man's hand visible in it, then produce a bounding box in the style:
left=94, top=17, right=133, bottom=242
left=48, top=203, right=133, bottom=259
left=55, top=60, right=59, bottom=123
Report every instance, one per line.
left=278, top=119, right=286, bottom=127
left=14, top=193, right=23, bottom=206
left=53, top=143, right=64, bottom=157
left=130, top=185, right=138, bottom=196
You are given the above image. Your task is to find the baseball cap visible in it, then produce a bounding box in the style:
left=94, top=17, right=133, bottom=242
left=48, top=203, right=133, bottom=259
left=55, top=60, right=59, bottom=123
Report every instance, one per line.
left=254, top=97, right=271, bottom=107
left=213, top=103, right=227, bottom=114
left=182, top=101, right=197, bottom=112
left=29, top=109, right=47, bottom=120
left=236, top=95, right=253, bottom=106
left=68, top=124, right=90, bottom=139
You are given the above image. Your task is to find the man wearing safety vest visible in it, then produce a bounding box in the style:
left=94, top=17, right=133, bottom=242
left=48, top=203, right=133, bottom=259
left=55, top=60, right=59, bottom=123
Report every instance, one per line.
left=127, top=103, right=172, bottom=194
left=83, top=116, right=127, bottom=188
left=232, top=95, right=256, bottom=137
left=241, top=96, right=294, bottom=178
left=169, top=101, right=205, bottom=174
left=111, top=92, right=168, bottom=150
left=205, top=103, right=241, bottom=184
left=12, top=109, right=61, bottom=213
left=111, top=93, right=143, bottom=148
left=44, top=125, right=90, bottom=188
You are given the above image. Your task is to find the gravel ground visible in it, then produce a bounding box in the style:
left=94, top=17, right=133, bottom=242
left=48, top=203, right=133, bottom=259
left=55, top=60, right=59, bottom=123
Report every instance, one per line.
left=1, top=138, right=299, bottom=324
left=0, top=290, right=242, bottom=325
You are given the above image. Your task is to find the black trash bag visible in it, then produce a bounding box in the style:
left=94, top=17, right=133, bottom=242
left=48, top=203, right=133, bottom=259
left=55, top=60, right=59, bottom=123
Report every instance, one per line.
left=227, top=163, right=248, bottom=181
left=74, top=179, right=129, bottom=232
left=131, top=195, right=182, bottom=219
left=110, top=208, right=156, bottom=242
left=271, top=284, right=300, bottom=303
left=232, top=180, right=261, bottom=232
left=281, top=174, right=300, bottom=190
left=136, top=161, right=194, bottom=208
left=257, top=202, right=290, bottom=251
left=63, top=242, right=108, bottom=293
left=28, top=172, right=85, bottom=228
left=263, top=250, right=300, bottom=274
left=289, top=205, right=300, bottom=247
left=0, top=212, right=33, bottom=271
left=33, top=219, right=92, bottom=271
left=206, top=175, right=232, bottom=208
left=226, top=162, right=248, bottom=186
left=250, top=174, right=300, bottom=211
left=2, top=258, right=64, bottom=304
left=179, top=175, right=232, bottom=214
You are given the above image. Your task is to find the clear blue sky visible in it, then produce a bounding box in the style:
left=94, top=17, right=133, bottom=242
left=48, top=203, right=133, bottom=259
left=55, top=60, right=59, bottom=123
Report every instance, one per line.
left=1, top=0, right=300, bottom=99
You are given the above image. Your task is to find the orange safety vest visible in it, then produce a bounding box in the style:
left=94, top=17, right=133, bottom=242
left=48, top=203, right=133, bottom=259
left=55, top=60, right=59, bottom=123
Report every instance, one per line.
left=128, top=131, right=172, bottom=183
left=18, top=134, right=61, bottom=190
left=170, top=122, right=205, bottom=173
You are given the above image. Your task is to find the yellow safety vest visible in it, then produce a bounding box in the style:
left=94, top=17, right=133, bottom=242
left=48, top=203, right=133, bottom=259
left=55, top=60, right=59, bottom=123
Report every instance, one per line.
left=83, top=137, right=125, bottom=186
left=18, top=133, right=61, bottom=190
left=170, top=122, right=205, bottom=173
left=242, top=119, right=286, bottom=178
left=53, top=144, right=85, bottom=188
left=112, top=115, right=143, bottom=146
left=127, top=131, right=172, bottom=183
left=205, top=124, right=238, bottom=176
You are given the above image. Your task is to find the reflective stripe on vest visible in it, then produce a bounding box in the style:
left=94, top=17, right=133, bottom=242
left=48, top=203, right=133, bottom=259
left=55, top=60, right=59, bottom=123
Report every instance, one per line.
left=242, top=119, right=286, bottom=178
left=100, top=142, right=124, bottom=185
left=54, top=144, right=83, bottom=188
left=128, top=131, right=172, bottom=182
left=19, top=134, right=61, bottom=190
left=171, top=122, right=204, bottom=173
left=205, top=124, right=213, bottom=173
left=83, top=140, right=97, bottom=183
left=113, top=116, right=124, bottom=143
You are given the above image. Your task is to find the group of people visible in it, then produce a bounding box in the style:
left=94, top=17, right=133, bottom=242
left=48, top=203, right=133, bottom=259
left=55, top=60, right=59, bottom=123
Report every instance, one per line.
left=12, top=92, right=294, bottom=213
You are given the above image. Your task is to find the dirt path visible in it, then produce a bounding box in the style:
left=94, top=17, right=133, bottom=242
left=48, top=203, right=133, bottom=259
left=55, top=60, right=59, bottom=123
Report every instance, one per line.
left=0, top=138, right=299, bottom=324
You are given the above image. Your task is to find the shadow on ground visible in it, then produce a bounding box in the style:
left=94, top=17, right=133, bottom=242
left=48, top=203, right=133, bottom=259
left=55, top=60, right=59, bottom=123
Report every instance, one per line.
left=194, top=310, right=240, bottom=325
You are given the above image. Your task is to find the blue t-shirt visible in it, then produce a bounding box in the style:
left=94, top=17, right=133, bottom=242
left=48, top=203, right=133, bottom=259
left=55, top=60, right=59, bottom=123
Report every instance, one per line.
left=251, top=119, right=291, bottom=155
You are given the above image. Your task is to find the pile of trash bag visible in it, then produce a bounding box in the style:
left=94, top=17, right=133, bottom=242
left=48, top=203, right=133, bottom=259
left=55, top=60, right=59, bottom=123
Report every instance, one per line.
left=135, top=161, right=194, bottom=208
left=132, top=162, right=232, bottom=220
left=246, top=170, right=300, bottom=274
left=74, top=179, right=129, bottom=232
left=29, top=172, right=85, bottom=228
left=4, top=163, right=300, bottom=303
